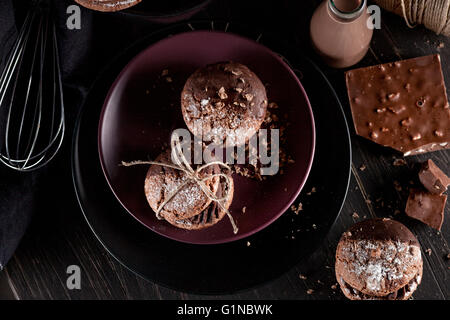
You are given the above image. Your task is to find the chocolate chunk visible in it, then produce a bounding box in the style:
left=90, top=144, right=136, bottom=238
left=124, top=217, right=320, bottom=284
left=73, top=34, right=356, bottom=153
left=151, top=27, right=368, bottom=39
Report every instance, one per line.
left=346, top=55, right=450, bottom=156
left=405, top=189, right=447, bottom=230
left=419, top=159, right=450, bottom=195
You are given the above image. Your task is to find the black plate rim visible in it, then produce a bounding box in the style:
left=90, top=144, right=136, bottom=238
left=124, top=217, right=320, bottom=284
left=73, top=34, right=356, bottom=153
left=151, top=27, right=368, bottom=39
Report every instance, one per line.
left=302, top=53, right=352, bottom=234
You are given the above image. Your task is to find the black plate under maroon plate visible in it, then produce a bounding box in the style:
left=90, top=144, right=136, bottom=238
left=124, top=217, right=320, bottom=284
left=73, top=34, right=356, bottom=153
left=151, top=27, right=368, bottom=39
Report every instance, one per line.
left=72, top=22, right=351, bottom=294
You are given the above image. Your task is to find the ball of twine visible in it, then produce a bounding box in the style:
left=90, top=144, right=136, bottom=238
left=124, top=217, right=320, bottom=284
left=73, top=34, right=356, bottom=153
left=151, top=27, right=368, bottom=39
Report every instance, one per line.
left=374, top=0, right=450, bottom=36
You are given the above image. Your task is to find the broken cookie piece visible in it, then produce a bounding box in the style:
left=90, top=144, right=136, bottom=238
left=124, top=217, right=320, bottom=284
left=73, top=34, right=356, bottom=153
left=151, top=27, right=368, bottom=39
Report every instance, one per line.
left=405, top=189, right=447, bottom=231
left=345, top=55, right=450, bottom=156
left=419, top=159, right=450, bottom=195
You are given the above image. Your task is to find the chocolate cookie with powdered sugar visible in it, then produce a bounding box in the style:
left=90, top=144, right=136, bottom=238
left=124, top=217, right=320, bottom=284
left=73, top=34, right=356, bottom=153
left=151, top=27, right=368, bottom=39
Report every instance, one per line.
left=181, top=62, right=268, bottom=146
left=144, top=149, right=220, bottom=220
left=335, top=218, right=423, bottom=300
left=161, top=176, right=234, bottom=230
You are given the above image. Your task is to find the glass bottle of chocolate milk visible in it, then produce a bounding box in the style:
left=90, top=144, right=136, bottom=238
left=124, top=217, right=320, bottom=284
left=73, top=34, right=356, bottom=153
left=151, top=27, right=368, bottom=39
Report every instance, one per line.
left=310, top=0, right=373, bottom=68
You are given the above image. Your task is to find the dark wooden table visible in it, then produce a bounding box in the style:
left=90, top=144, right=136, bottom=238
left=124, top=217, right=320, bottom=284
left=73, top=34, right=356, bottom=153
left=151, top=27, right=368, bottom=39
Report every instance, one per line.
left=0, top=0, right=449, bottom=300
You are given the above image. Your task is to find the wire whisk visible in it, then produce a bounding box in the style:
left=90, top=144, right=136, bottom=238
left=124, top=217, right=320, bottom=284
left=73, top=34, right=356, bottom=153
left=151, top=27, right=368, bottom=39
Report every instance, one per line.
left=0, top=0, right=65, bottom=172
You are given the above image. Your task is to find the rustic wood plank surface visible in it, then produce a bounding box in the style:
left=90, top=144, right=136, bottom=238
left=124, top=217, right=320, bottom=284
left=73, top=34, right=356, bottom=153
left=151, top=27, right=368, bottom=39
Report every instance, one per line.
left=0, top=0, right=449, bottom=300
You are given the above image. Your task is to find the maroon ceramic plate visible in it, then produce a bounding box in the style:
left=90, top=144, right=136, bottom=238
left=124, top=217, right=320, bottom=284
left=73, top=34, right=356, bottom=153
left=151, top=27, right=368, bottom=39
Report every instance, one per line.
left=98, top=31, right=315, bottom=244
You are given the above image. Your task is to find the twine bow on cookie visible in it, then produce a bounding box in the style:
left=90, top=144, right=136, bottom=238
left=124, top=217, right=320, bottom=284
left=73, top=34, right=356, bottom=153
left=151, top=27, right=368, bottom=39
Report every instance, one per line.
left=121, top=133, right=238, bottom=234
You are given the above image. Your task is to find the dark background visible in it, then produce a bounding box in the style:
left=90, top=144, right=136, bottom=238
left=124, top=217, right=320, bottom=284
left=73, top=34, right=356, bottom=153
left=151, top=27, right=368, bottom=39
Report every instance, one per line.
left=0, top=0, right=449, bottom=299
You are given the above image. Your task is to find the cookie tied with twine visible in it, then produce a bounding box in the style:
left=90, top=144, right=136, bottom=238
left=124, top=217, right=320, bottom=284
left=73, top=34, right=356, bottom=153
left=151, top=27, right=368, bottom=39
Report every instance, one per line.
left=121, top=133, right=238, bottom=234
left=374, top=0, right=450, bottom=36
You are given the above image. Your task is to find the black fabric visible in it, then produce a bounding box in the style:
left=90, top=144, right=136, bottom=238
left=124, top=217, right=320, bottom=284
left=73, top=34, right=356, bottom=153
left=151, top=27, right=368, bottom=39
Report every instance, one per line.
left=0, top=0, right=160, bottom=268
left=0, top=0, right=38, bottom=270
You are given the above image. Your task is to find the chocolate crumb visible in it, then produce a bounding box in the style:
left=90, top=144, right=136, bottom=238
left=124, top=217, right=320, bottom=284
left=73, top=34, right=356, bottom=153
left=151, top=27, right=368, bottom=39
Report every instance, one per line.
left=393, top=180, right=402, bottom=192
left=215, top=101, right=224, bottom=108
left=244, top=93, right=254, bottom=101
left=299, top=274, right=307, bottom=280
left=306, top=289, right=314, bottom=295
left=352, top=212, right=360, bottom=219
left=393, top=158, right=407, bottom=166
left=306, top=187, right=316, bottom=196
left=291, top=203, right=303, bottom=215
left=218, top=87, right=228, bottom=99
left=331, top=284, right=338, bottom=290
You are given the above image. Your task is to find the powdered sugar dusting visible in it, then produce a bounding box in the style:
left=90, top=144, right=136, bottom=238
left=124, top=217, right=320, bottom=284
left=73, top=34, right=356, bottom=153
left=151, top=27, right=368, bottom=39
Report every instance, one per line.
left=163, top=175, right=207, bottom=213
left=145, top=162, right=218, bottom=218
left=340, top=239, right=421, bottom=292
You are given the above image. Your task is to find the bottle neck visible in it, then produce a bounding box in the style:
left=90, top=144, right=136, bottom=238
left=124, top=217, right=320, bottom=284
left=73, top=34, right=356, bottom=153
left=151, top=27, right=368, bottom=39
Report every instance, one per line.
left=328, top=0, right=366, bottom=22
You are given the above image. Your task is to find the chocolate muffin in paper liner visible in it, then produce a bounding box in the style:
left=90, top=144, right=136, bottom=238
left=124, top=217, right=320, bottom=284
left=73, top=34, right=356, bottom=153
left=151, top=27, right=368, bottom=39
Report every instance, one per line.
left=144, top=149, right=220, bottom=220
left=335, top=218, right=423, bottom=300
left=181, top=62, right=268, bottom=147
left=75, top=0, right=142, bottom=12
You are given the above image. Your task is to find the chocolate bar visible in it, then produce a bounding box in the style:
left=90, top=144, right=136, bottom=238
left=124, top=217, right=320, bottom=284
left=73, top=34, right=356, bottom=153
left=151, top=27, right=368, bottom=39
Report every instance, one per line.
left=419, top=159, right=450, bottom=195
left=405, top=189, right=446, bottom=231
left=346, top=54, right=450, bottom=156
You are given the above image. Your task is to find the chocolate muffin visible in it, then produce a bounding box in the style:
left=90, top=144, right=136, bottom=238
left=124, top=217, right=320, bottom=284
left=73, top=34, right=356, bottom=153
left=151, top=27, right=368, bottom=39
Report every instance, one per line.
left=335, top=218, right=423, bottom=300
left=144, top=150, right=220, bottom=220
left=74, top=0, right=142, bottom=12
left=181, top=62, right=268, bottom=146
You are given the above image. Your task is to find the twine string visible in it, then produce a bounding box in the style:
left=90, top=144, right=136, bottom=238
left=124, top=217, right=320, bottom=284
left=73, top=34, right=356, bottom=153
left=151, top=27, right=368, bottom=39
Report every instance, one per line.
left=400, top=0, right=417, bottom=28
left=121, top=132, right=238, bottom=234
left=375, top=0, right=450, bottom=36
